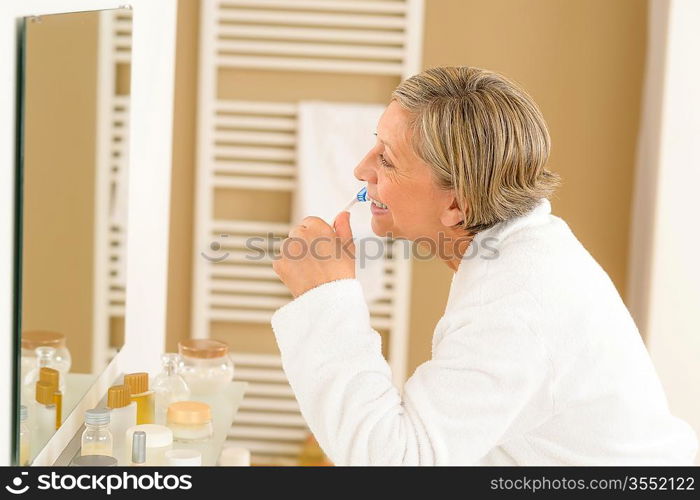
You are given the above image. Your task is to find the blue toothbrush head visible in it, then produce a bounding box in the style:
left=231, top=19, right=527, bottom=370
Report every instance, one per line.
left=356, top=186, right=368, bottom=202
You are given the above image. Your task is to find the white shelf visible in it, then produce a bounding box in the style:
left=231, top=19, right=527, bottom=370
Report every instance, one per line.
left=29, top=372, right=98, bottom=462
left=163, top=381, right=247, bottom=466
left=52, top=381, right=248, bottom=466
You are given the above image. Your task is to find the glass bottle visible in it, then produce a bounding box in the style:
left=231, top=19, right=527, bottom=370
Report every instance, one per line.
left=21, top=331, right=71, bottom=383
left=124, top=372, right=155, bottom=425
left=152, top=353, right=190, bottom=425
left=21, top=346, right=60, bottom=405
left=81, top=408, right=113, bottom=457
left=19, top=405, right=30, bottom=466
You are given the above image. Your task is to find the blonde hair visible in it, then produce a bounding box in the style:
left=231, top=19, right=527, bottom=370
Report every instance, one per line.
left=391, top=66, right=560, bottom=233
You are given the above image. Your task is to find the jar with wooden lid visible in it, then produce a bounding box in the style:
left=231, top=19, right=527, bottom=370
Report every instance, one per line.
left=21, top=330, right=71, bottom=372
left=177, top=339, right=234, bottom=396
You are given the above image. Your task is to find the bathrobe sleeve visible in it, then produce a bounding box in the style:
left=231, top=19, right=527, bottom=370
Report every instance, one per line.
left=271, top=278, right=553, bottom=465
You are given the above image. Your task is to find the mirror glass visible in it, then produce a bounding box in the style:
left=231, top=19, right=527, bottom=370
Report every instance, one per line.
left=16, top=8, right=132, bottom=464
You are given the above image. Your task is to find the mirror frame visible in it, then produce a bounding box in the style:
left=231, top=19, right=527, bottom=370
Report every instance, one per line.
left=0, top=0, right=177, bottom=465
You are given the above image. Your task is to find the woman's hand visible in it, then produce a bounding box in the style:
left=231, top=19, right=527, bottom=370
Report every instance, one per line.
left=272, top=211, right=355, bottom=298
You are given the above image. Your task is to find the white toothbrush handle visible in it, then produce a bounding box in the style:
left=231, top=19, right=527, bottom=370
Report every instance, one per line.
left=342, top=198, right=358, bottom=212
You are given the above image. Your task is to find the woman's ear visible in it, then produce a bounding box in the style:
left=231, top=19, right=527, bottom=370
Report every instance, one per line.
left=439, top=195, right=464, bottom=227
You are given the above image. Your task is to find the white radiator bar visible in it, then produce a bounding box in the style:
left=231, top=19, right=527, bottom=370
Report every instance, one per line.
left=93, top=10, right=132, bottom=372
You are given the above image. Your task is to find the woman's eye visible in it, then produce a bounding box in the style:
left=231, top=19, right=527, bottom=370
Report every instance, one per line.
left=378, top=153, right=393, bottom=169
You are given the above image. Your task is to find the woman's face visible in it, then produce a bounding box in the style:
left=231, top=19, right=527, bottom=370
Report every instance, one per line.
left=354, top=101, right=462, bottom=241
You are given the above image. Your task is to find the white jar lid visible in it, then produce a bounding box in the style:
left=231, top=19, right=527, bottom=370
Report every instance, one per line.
left=218, top=446, right=250, bottom=466
left=126, top=424, right=173, bottom=448
left=165, top=449, right=202, bottom=466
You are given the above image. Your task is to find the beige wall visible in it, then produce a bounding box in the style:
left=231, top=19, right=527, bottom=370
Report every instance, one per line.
left=407, top=0, right=647, bottom=369
left=21, top=12, right=100, bottom=374
left=166, top=0, right=647, bottom=375
left=166, top=0, right=199, bottom=353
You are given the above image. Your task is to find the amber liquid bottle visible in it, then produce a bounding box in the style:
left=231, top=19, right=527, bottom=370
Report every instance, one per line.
left=39, top=367, right=62, bottom=429
left=124, top=372, right=155, bottom=424
left=298, top=433, right=333, bottom=466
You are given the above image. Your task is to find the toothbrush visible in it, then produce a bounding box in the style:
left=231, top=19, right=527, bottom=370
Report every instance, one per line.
left=334, top=187, right=368, bottom=230
left=342, top=186, right=368, bottom=212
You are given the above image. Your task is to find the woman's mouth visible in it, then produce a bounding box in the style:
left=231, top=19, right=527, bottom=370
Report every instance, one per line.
left=369, top=196, right=389, bottom=215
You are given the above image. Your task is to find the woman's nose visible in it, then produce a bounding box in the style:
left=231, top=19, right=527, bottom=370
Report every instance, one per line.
left=354, top=149, right=378, bottom=184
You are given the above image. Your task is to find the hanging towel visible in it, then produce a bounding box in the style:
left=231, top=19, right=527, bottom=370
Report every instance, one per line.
left=295, top=101, right=386, bottom=302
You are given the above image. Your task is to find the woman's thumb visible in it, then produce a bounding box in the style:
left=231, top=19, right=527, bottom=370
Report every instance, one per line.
left=333, top=211, right=354, bottom=241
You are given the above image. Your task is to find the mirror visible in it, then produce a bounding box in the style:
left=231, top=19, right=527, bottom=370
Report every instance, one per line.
left=16, top=8, right=132, bottom=464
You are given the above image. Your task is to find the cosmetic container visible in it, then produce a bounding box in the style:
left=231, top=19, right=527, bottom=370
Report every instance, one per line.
left=33, top=381, right=57, bottom=451
left=19, top=405, right=30, bottom=466
left=81, top=408, right=113, bottom=456
left=218, top=446, right=251, bottom=466
left=152, top=353, right=190, bottom=424
left=130, top=431, right=146, bottom=466
left=165, top=449, right=202, bottom=466
left=167, top=401, right=213, bottom=442
left=70, top=455, right=117, bottom=467
left=178, top=339, right=234, bottom=396
left=126, top=424, right=172, bottom=466
left=124, top=372, right=155, bottom=424
left=107, top=384, right=137, bottom=462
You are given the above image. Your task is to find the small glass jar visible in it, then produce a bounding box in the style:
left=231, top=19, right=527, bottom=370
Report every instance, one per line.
left=81, top=408, right=113, bottom=457
left=167, top=401, right=213, bottom=442
left=178, top=339, right=234, bottom=396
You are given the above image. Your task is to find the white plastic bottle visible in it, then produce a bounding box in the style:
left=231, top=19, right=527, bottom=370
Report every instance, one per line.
left=33, top=381, right=57, bottom=453
left=106, top=385, right=136, bottom=463
left=124, top=372, right=154, bottom=424
left=81, top=408, right=113, bottom=457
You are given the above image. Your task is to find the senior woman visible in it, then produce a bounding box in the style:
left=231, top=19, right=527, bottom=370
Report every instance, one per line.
left=270, top=66, right=697, bottom=465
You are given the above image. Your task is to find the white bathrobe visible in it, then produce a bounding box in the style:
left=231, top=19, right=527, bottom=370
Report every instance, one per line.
left=271, top=198, right=698, bottom=465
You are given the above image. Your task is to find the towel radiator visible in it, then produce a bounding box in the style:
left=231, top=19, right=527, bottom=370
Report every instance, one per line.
left=93, top=9, right=132, bottom=373
left=193, top=0, right=425, bottom=465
